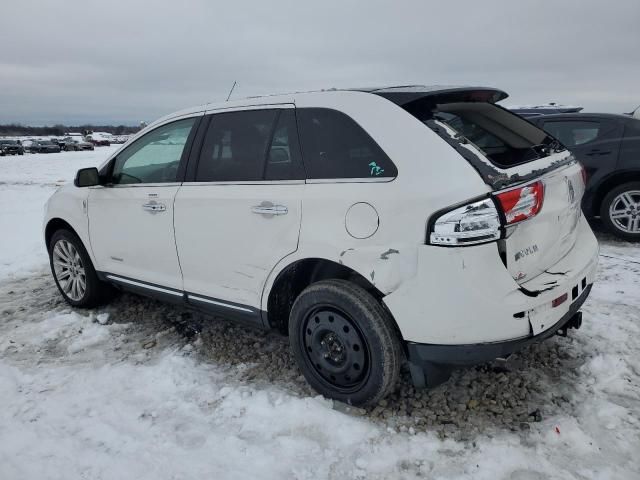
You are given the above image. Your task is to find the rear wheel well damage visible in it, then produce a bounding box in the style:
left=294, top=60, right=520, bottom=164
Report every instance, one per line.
left=45, top=218, right=78, bottom=250
left=266, top=258, right=403, bottom=340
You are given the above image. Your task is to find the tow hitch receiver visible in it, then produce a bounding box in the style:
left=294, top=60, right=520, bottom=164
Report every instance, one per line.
left=557, top=311, right=583, bottom=337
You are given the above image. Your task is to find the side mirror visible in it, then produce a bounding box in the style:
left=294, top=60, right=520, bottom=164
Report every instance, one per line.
left=74, top=167, right=100, bottom=187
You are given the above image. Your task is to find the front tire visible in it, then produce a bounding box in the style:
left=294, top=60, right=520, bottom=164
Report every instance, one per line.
left=48, top=229, right=115, bottom=307
left=289, top=279, right=403, bottom=406
left=600, top=182, right=640, bottom=241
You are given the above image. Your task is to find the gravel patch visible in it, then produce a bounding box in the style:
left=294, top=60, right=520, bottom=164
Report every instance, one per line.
left=1, top=268, right=592, bottom=441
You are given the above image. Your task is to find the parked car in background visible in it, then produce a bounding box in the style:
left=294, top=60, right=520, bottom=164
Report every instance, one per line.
left=62, top=137, right=95, bottom=151
left=0, top=139, right=24, bottom=156
left=44, top=86, right=598, bottom=406
left=85, top=132, right=111, bottom=146
left=526, top=113, right=640, bottom=241
left=51, top=138, right=65, bottom=149
left=28, top=139, right=61, bottom=154
left=21, top=139, right=36, bottom=153
left=110, top=135, right=130, bottom=144
left=509, top=103, right=583, bottom=118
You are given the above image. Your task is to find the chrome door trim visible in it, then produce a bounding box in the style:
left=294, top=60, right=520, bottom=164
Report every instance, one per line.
left=187, top=294, right=255, bottom=313
left=305, top=177, right=395, bottom=184
left=179, top=180, right=305, bottom=186
left=105, top=274, right=183, bottom=297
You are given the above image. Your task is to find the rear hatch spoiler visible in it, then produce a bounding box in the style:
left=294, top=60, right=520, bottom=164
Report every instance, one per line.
left=371, top=86, right=574, bottom=190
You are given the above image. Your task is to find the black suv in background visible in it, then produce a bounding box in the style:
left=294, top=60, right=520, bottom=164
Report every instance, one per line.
left=527, top=113, right=640, bottom=241
left=28, top=140, right=61, bottom=154
left=0, top=139, right=24, bottom=156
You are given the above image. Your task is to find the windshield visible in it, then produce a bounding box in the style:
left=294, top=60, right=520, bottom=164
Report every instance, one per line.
left=1, top=140, right=17, bottom=144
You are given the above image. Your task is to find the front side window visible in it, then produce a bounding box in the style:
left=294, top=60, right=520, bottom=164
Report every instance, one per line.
left=542, top=120, right=601, bottom=147
left=296, top=108, right=397, bottom=179
left=111, top=117, right=196, bottom=184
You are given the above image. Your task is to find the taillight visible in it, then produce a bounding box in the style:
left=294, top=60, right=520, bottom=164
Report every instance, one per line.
left=495, top=181, right=545, bottom=225
left=430, top=198, right=501, bottom=246
left=579, top=163, right=588, bottom=186
left=429, top=180, right=545, bottom=247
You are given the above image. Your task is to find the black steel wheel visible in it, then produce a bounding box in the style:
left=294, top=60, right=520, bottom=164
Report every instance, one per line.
left=289, top=279, right=402, bottom=406
left=302, top=306, right=370, bottom=392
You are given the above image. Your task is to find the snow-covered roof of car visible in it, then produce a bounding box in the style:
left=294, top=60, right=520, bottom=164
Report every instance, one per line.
left=507, top=103, right=583, bottom=113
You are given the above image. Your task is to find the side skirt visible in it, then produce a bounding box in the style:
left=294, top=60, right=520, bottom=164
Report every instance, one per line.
left=97, top=272, right=266, bottom=329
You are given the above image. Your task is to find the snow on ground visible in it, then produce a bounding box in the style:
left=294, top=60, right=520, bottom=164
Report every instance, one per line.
left=1, top=149, right=639, bottom=479
left=0, top=147, right=119, bottom=278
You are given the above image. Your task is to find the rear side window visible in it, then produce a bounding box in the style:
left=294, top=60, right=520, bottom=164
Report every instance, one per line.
left=542, top=120, right=600, bottom=147
left=297, top=108, right=397, bottom=179
left=196, top=109, right=304, bottom=182
left=265, top=110, right=305, bottom=181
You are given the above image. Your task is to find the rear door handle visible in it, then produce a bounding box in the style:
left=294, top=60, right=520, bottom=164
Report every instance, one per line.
left=251, top=202, right=288, bottom=216
left=142, top=202, right=167, bottom=213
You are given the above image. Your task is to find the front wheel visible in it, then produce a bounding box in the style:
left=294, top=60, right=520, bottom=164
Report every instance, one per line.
left=289, top=279, right=403, bottom=406
left=601, top=182, right=640, bottom=241
left=48, top=229, right=116, bottom=307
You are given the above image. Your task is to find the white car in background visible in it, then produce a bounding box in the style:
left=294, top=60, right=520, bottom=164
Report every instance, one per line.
left=43, top=86, right=598, bottom=406
left=85, top=132, right=112, bottom=146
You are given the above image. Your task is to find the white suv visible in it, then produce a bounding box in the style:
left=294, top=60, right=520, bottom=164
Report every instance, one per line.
left=44, top=86, right=599, bottom=406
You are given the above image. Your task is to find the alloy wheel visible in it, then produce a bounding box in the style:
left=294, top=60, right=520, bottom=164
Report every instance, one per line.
left=52, top=239, right=87, bottom=301
left=608, top=190, right=640, bottom=234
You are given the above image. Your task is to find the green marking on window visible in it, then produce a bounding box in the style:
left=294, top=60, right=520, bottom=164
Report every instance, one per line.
left=368, top=161, right=385, bottom=176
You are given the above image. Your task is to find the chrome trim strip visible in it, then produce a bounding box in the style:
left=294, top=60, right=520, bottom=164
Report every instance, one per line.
left=180, top=179, right=304, bottom=186
left=106, top=275, right=183, bottom=296
left=94, top=183, right=182, bottom=189
left=205, top=103, right=295, bottom=114
left=305, top=177, right=395, bottom=184
left=187, top=294, right=254, bottom=313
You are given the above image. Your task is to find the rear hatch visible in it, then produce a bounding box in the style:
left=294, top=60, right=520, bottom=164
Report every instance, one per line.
left=374, top=86, right=584, bottom=285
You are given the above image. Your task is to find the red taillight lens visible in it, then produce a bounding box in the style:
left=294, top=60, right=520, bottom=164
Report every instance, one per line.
left=579, top=163, right=588, bottom=186
left=495, top=181, right=545, bottom=225
left=552, top=293, right=568, bottom=308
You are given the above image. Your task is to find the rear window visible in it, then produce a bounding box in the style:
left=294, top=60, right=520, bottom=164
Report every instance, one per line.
left=432, top=110, right=546, bottom=168
left=297, top=108, right=397, bottom=179
left=396, top=97, right=558, bottom=169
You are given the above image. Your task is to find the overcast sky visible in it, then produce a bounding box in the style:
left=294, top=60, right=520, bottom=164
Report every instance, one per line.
left=1, top=0, right=638, bottom=125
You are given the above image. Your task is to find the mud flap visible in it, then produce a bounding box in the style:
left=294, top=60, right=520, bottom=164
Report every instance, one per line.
left=408, top=361, right=452, bottom=389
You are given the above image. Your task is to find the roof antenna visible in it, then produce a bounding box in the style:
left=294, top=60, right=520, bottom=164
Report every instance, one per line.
left=226, top=81, right=237, bottom=101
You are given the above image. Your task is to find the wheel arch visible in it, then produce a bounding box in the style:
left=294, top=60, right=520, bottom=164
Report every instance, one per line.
left=264, top=257, right=403, bottom=340
left=591, top=170, right=640, bottom=216
left=45, top=218, right=81, bottom=251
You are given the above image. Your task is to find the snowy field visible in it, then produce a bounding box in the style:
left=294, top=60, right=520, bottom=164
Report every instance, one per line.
left=1, top=148, right=639, bottom=479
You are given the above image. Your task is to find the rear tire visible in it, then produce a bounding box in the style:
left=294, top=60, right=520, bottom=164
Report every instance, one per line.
left=289, top=279, right=403, bottom=406
left=48, top=229, right=116, bottom=307
left=600, top=182, right=640, bottom=241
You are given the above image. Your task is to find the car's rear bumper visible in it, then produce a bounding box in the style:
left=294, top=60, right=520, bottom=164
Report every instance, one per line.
left=406, top=283, right=590, bottom=375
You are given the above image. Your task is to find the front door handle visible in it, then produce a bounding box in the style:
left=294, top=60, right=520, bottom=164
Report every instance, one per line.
left=251, top=201, right=288, bottom=216
left=142, top=202, right=167, bottom=213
